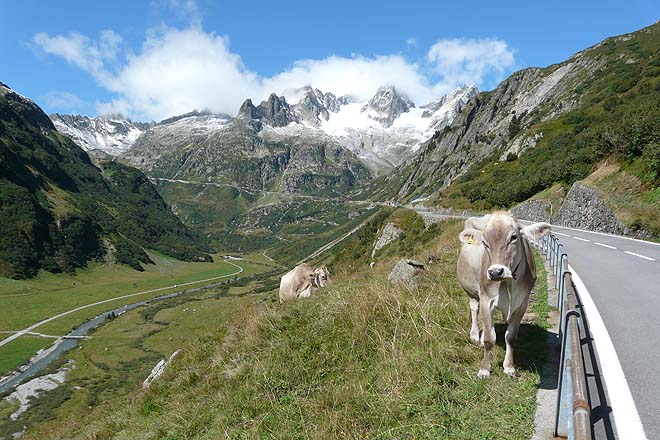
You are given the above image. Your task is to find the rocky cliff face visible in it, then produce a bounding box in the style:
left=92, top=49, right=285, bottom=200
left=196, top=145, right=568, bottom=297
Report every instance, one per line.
left=318, top=85, right=478, bottom=172
left=293, top=86, right=348, bottom=127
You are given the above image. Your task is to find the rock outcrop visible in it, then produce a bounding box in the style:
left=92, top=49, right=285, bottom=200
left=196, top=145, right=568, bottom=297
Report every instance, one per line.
left=394, top=33, right=610, bottom=199
left=143, top=349, right=181, bottom=389
left=371, top=223, right=403, bottom=257
left=362, top=86, right=414, bottom=128
left=388, top=259, right=426, bottom=289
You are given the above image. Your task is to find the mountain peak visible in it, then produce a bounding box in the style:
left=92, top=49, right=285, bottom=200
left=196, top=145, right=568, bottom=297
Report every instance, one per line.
left=362, top=85, right=414, bottom=128
left=238, top=98, right=260, bottom=119
left=258, top=93, right=290, bottom=117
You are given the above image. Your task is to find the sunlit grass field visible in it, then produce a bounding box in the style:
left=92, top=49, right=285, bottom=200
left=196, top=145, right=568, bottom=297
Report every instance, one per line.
left=0, top=253, right=273, bottom=377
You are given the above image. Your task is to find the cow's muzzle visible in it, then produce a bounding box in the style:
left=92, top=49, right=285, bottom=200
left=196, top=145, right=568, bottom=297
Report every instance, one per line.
left=487, top=265, right=511, bottom=281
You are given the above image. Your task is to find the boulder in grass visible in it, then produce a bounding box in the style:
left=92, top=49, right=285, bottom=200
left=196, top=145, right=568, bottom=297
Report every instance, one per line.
left=388, top=259, right=426, bottom=289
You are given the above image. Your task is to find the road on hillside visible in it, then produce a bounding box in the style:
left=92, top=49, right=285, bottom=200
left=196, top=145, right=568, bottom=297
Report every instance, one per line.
left=547, top=225, right=660, bottom=438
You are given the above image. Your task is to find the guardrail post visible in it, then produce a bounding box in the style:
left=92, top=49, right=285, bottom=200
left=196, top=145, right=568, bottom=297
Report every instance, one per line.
left=555, top=247, right=565, bottom=290
left=556, top=315, right=574, bottom=437
left=558, top=269, right=569, bottom=340
left=549, top=235, right=555, bottom=264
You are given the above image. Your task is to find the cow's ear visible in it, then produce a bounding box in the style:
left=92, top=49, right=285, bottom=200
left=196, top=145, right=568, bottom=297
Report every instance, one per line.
left=521, top=222, right=551, bottom=240
left=464, top=215, right=489, bottom=231
left=459, top=228, right=482, bottom=244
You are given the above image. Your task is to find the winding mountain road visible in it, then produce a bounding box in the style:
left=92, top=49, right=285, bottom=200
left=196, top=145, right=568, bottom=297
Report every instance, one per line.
left=544, top=225, right=659, bottom=438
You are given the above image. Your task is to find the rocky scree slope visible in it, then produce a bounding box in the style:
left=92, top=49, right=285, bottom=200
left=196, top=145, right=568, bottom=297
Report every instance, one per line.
left=0, top=82, right=211, bottom=279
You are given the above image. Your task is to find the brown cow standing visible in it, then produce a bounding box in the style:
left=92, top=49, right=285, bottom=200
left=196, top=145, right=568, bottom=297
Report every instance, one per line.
left=457, top=211, right=550, bottom=378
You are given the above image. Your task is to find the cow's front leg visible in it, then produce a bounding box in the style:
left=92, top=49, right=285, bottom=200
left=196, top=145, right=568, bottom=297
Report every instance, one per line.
left=298, top=286, right=313, bottom=298
left=503, top=300, right=528, bottom=377
left=469, top=297, right=480, bottom=344
left=478, top=295, right=497, bottom=378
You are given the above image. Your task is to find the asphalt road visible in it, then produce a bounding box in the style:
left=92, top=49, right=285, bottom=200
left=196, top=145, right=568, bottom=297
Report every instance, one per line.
left=549, top=225, right=660, bottom=438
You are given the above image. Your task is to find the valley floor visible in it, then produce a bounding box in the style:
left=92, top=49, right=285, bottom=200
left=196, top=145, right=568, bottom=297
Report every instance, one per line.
left=0, top=253, right=272, bottom=377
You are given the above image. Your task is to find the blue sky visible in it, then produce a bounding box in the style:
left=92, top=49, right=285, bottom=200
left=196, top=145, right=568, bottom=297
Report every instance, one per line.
left=1, top=0, right=658, bottom=121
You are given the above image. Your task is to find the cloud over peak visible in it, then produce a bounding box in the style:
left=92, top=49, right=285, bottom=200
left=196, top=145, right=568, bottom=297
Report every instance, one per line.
left=33, top=26, right=516, bottom=121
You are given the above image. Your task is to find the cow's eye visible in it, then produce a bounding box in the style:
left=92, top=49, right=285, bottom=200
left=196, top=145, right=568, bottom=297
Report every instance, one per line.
left=510, top=234, right=517, bottom=242
left=481, top=240, right=490, bottom=249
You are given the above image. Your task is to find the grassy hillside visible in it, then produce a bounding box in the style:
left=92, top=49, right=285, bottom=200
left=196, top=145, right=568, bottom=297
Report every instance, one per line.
left=154, top=179, right=376, bottom=255
left=15, top=218, right=550, bottom=440
left=0, top=83, right=211, bottom=279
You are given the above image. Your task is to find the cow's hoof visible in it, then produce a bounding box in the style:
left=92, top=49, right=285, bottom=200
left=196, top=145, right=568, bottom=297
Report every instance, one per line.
left=470, top=332, right=480, bottom=345
left=503, top=367, right=516, bottom=377
left=477, top=369, right=490, bottom=379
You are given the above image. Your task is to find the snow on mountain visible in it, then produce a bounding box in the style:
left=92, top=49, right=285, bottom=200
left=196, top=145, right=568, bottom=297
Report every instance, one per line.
left=283, top=84, right=479, bottom=173
left=55, top=84, right=477, bottom=175
left=361, top=85, right=415, bottom=128
left=50, top=114, right=154, bottom=156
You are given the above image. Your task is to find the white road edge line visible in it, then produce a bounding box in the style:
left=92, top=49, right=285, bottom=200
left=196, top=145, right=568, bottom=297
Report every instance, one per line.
left=551, top=224, right=660, bottom=248
left=624, top=251, right=656, bottom=261
left=554, top=232, right=571, bottom=237
left=573, top=236, right=590, bottom=242
left=568, top=264, right=648, bottom=440
left=594, top=242, right=617, bottom=250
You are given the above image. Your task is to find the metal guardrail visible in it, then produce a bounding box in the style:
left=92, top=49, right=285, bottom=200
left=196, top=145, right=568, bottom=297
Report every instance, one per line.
left=534, top=234, right=592, bottom=440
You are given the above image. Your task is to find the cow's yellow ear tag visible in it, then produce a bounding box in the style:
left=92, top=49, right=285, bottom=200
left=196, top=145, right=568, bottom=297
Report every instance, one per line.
left=466, top=235, right=474, bottom=245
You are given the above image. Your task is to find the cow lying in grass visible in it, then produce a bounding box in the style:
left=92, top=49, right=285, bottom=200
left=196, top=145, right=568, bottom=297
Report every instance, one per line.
left=279, top=263, right=330, bottom=303
left=457, top=211, right=550, bottom=378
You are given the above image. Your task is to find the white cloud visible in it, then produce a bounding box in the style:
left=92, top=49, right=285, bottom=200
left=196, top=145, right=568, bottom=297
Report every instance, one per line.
left=427, top=38, right=515, bottom=93
left=42, top=91, right=84, bottom=111
left=33, top=30, right=122, bottom=85
left=406, top=37, right=417, bottom=47
left=33, top=27, right=516, bottom=121
left=263, top=55, right=433, bottom=104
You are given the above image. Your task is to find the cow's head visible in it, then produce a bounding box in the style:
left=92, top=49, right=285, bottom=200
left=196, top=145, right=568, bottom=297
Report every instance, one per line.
left=314, top=266, right=330, bottom=288
left=459, top=211, right=550, bottom=282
